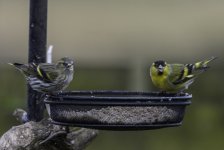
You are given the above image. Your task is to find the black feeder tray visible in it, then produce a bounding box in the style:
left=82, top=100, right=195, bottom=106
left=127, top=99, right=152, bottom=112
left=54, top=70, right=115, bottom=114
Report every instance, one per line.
left=44, top=91, right=191, bottom=130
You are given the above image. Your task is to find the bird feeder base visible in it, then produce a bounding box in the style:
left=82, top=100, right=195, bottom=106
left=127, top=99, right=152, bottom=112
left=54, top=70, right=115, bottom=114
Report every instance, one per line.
left=51, top=121, right=182, bottom=130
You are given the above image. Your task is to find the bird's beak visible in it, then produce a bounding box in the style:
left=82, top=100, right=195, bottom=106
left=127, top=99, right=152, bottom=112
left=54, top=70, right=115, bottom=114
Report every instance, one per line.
left=158, top=65, right=163, bottom=73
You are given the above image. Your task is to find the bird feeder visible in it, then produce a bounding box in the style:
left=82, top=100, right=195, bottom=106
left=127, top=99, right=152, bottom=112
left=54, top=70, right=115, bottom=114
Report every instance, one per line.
left=27, top=0, right=192, bottom=131
left=45, top=91, right=191, bottom=130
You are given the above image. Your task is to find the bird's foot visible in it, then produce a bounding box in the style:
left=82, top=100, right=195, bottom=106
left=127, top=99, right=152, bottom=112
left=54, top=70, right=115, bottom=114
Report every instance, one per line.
left=175, top=91, right=186, bottom=96
left=52, top=91, right=64, bottom=100
left=39, top=93, right=50, bottom=102
left=158, top=90, right=167, bottom=96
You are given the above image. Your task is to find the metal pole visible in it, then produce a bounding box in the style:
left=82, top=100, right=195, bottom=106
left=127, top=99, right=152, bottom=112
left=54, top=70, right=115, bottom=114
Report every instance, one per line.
left=28, top=0, right=48, bottom=121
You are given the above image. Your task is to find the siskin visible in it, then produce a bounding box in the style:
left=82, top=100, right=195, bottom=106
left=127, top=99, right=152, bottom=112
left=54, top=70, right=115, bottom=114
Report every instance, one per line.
left=9, top=57, right=74, bottom=94
left=150, top=57, right=217, bottom=92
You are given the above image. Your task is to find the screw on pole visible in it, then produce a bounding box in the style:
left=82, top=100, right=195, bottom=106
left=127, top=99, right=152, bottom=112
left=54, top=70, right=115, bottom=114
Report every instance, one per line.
left=28, top=0, right=48, bottom=121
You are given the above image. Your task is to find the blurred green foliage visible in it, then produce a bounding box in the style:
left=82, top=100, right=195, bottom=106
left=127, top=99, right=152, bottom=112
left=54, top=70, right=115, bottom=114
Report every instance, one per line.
left=0, top=65, right=223, bottom=150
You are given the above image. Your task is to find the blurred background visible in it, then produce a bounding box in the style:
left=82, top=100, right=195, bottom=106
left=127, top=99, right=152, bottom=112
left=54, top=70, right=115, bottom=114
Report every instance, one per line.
left=0, top=0, right=224, bottom=150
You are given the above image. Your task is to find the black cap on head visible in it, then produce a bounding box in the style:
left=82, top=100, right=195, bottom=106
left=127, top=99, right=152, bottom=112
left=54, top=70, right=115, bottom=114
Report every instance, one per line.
left=154, top=60, right=166, bottom=68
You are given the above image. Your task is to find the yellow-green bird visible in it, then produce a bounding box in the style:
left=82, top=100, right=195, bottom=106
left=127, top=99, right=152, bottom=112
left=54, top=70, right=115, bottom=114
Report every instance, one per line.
left=150, top=57, right=217, bottom=92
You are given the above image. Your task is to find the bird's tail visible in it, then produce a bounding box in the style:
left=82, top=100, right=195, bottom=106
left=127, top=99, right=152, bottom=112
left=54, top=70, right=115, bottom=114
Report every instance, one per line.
left=194, top=56, right=217, bottom=71
left=9, top=63, right=26, bottom=70
left=8, top=63, right=30, bottom=75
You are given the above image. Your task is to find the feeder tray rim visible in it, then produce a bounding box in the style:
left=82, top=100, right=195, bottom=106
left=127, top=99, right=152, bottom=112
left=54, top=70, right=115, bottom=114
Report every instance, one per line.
left=44, top=99, right=191, bottom=106
left=45, top=90, right=192, bottom=106
left=49, top=90, right=192, bottom=99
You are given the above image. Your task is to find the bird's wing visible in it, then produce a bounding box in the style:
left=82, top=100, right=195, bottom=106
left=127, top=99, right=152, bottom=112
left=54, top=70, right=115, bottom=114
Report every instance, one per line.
left=168, top=64, right=195, bottom=85
left=168, top=64, right=185, bottom=83
left=36, top=63, right=62, bottom=82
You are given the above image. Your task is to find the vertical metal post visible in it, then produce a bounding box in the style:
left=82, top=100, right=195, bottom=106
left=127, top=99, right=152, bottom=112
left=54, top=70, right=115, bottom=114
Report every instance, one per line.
left=28, top=0, right=48, bottom=121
